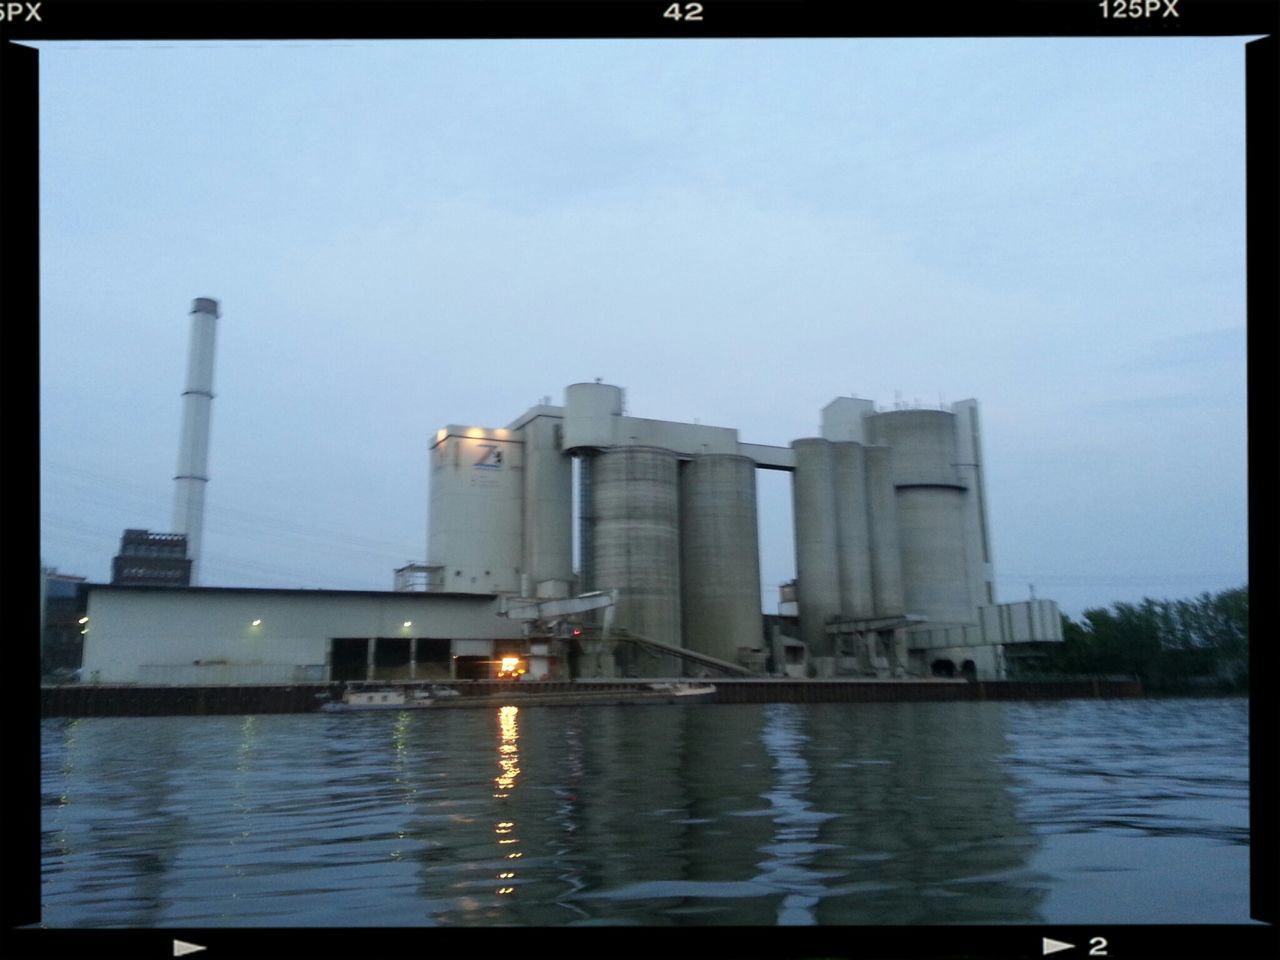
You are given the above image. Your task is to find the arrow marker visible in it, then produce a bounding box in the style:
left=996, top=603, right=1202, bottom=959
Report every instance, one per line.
left=1043, top=938, right=1075, bottom=956
left=174, top=941, right=207, bottom=957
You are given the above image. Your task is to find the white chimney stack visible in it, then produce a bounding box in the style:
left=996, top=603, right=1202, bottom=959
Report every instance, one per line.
left=172, top=297, right=219, bottom=584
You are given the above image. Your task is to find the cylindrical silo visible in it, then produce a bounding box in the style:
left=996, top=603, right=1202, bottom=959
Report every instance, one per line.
left=791, top=438, right=840, bottom=657
left=680, top=454, right=762, bottom=667
left=172, top=297, right=219, bottom=585
left=563, top=381, right=623, bottom=450
left=589, top=446, right=682, bottom=658
left=521, top=414, right=573, bottom=596
left=864, top=445, right=904, bottom=618
left=832, top=442, right=874, bottom=620
left=895, top=487, right=972, bottom=622
left=866, top=410, right=972, bottom=623
left=865, top=409, right=963, bottom=488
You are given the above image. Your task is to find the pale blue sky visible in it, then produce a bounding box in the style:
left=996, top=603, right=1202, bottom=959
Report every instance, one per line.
left=36, top=38, right=1249, bottom=618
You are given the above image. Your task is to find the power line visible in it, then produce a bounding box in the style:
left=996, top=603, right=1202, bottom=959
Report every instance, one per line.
left=42, top=458, right=421, bottom=557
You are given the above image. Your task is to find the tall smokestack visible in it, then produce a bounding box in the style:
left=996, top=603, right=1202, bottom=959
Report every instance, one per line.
left=172, top=297, right=219, bottom=584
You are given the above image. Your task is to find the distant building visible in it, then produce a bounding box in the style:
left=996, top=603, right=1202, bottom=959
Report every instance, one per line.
left=41, top=566, right=88, bottom=675
left=110, top=529, right=191, bottom=587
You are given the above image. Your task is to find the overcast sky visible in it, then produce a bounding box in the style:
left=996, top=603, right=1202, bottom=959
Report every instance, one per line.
left=35, top=37, right=1249, bottom=620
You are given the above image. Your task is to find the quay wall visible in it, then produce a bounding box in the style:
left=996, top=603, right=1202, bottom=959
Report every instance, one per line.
left=42, top=678, right=1144, bottom=718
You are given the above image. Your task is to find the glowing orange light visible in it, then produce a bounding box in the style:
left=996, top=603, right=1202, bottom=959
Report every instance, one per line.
left=497, top=656, right=526, bottom=679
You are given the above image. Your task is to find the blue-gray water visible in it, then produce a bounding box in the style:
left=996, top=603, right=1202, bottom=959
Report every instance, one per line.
left=40, top=697, right=1251, bottom=927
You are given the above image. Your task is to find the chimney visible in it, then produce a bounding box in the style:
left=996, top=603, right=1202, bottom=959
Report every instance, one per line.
left=172, top=297, right=219, bottom=584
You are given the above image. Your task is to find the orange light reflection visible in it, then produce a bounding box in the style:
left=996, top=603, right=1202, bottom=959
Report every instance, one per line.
left=494, top=705, right=521, bottom=898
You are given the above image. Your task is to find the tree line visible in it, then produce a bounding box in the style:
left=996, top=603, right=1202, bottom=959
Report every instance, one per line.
left=1031, top=586, right=1248, bottom=691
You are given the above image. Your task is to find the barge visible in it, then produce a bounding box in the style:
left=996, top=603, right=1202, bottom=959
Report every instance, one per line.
left=317, top=681, right=717, bottom=712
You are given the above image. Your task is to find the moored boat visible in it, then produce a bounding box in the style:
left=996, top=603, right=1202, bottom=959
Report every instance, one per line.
left=319, top=688, right=436, bottom=712
left=318, top=682, right=717, bottom=712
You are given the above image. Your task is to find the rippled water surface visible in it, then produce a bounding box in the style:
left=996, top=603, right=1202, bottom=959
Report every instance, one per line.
left=40, top=697, right=1250, bottom=927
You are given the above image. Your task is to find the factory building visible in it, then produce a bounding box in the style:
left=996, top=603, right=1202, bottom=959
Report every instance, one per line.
left=425, top=381, right=1061, bottom=680
left=79, top=586, right=528, bottom=685
left=110, top=530, right=192, bottom=586
left=74, top=321, right=1060, bottom=684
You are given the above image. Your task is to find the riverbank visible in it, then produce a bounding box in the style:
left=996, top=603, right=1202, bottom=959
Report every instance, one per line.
left=40, top=677, right=1143, bottom=717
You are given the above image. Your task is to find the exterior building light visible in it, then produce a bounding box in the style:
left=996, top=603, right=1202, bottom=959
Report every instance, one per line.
left=78, top=616, right=89, bottom=624
left=251, top=619, right=262, bottom=627
left=497, top=656, right=526, bottom=679
left=403, top=621, right=413, bottom=628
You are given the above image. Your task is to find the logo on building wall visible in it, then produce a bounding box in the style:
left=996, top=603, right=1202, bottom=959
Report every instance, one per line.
left=474, top=444, right=504, bottom=469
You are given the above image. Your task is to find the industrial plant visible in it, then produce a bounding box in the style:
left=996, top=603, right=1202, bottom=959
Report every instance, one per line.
left=70, top=298, right=1062, bottom=687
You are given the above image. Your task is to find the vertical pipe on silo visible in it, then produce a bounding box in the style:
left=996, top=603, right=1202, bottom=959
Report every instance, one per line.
left=864, top=444, right=904, bottom=618
left=589, top=447, right=682, bottom=659
left=680, top=454, right=762, bottom=668
left=577, top=454, right=595, bottom=590
left=791, top=439, right=841, bottom=657
left=832, top=442, right=875, bottom=619
left=952, top=400, right=995, bottom=607
left=172, top=297, right=219, bottom=584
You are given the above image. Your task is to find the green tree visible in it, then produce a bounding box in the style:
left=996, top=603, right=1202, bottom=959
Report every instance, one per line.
left=1045, top=586, right=1247, bottom=690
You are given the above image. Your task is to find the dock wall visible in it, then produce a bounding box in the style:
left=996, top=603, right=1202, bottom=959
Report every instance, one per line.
left=41, top=678, right=1144, bottom=718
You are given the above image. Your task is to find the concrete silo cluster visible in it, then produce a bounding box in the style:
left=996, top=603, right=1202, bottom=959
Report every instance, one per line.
left=426, top=381, right=1061, bottom=681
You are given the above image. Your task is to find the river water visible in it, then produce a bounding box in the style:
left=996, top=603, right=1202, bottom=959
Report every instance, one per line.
left=39, top=697, right=1251, bottom=927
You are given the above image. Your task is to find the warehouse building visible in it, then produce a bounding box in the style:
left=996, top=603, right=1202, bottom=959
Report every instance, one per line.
left=79, top=586, right=528, bottom=685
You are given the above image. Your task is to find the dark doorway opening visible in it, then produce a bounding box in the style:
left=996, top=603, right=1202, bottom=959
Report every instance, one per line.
left=960, top=659, right=977, bottom=680
left=331, top=638, right=369, bottom=682
left=931, top=658, right=956, bottom=678
left=376, top=638, right=412, bottom=680
left=414, top=638, right=453, bottom=681
left=454, top=655, right=492, bottom=681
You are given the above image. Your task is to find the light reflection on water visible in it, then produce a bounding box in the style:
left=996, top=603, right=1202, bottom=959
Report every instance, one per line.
left=39, top=697, right=1250, bottom=927
left=494, top=705, right=520, bottom=896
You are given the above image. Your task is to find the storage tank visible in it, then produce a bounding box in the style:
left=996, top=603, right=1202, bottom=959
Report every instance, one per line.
left=831, top=442, right=875, bottom=620
left=894, top=485, right=972, bottom=622
left=589, top=446, right=682, bottom=655
left=865, top=410, right=972, bottom=623
left=791, top=438, right=840, bottom=657
left=563, top=381, right=623, bottom=450
left=864, top=445, right=904, bottom=617
left=520, top=414, right=573, bottom=595
left=679, top=454, right=762, bottom=666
